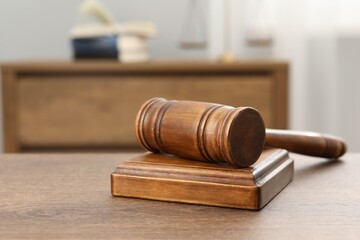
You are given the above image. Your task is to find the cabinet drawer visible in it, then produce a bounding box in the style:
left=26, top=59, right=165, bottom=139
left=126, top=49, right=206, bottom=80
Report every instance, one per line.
left=17, top=75, right=274, bottom=149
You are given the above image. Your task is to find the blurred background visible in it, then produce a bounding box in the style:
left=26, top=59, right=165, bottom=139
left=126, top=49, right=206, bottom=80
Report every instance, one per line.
left=0, top=0, right=359, bottom=152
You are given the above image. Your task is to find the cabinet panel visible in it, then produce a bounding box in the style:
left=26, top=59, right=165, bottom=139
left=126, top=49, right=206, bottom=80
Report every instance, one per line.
left=17, top=75, right=273, bottom=148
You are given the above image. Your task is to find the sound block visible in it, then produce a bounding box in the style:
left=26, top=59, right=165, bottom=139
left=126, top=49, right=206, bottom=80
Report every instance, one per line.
left=111, top=148, right=293, bottom=210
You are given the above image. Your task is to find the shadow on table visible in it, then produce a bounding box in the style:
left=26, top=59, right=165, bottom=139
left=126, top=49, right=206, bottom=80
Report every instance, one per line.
left=294, top=157, right=345, bottom=180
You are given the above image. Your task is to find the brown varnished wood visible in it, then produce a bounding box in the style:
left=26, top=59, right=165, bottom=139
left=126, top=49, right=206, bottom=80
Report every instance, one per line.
left=16, top=75, right=271, bottom=149
left=136, top=98, right=266, bottom=168
left=265, top=129, right=347, bottom=158
left=1, top=67, right=19, bottom=152
left=1, top=60, right=288, bottom=152
left=136, top=98, right=347, bottom=167
left=273, top=65, right=288, bottom=128
left=1, top=60, right=288, bottom=72
left=111, top=148, right=294, bottom=210
left=0, top=153, right=359, bottom=239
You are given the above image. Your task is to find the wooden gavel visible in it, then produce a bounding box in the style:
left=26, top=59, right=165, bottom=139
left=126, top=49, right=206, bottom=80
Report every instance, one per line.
left=136, top=98, right=347, bottom=167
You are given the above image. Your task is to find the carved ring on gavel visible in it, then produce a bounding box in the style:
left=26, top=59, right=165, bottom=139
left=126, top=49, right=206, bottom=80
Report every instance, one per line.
left=136, top=98, right=347, bottom=168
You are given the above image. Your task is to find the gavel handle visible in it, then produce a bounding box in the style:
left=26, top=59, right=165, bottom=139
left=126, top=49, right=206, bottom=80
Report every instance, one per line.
left=265, top=129, right=347, bottom=158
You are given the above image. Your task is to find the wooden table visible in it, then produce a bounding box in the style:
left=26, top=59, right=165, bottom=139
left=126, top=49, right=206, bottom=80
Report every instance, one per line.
left=0, top=153, right=359, bottom=239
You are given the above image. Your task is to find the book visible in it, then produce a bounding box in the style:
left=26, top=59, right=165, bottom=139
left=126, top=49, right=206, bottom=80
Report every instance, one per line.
left=70, top=1, right=156, bottom=62
left=117, top=35, right=149, bottom=63
left=70, top=24, right=154, bottom=62
left=119, top=51, right=149, bottom=63
left=71, top=35, right=118, bottom=59
left=117, top=35, right=147, bottom=50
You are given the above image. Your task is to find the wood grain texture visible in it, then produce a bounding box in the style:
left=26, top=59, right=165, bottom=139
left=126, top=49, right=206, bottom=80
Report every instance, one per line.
left=111, top=149, right=293, bottom=209
left=1, top=67, right=19, bottom=152
left=136, top=98, right=266, bottom=167
left=0, top=153, right=359, bottom=239
left=135, top=98, right=346, bottom=165
left=265, top=129, right=347, bottom=158
left=272, top=64, right=288, bottom=128
left=1, top=60, right=288, bottom=152
left=17, top=75, right=271, bottom=148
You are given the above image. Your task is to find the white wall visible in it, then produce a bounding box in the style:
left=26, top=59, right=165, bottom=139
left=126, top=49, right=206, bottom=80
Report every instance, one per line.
left=337, top=36, right=360, bottom=151
left=207, top=0, right=360, bottom=151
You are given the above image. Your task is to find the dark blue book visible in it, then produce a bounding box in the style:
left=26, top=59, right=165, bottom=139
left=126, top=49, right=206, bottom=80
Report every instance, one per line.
left=71, top=35, right=118, bottom=59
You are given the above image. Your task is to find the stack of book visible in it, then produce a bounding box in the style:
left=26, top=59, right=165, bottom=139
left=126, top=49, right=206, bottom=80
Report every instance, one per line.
left=70, top=23, right=156, bottom=63
left=118, top=35, right=148, bottom=63
left=69, top=0, right=156, bottom=63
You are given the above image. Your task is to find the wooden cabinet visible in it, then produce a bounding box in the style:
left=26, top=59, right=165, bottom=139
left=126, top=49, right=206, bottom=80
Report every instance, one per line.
left=1, top=60, right=288, bottom=153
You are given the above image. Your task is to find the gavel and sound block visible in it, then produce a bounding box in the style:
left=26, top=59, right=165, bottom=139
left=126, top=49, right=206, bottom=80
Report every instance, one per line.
left=111, top=98, right=346, bottom=210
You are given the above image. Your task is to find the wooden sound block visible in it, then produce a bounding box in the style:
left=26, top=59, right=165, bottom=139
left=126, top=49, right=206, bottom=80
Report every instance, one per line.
left=111, top=148, right=293, bottom=210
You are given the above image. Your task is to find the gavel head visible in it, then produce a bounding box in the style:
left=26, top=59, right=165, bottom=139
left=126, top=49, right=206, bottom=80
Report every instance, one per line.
left=136, top=98, right=265, bottom=167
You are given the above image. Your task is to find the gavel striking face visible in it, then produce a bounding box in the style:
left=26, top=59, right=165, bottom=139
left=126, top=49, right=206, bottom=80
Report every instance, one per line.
left=136, top=98, right=347, bottom=167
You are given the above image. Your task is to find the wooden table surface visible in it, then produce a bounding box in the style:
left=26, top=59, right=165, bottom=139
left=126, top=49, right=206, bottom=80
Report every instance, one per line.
left=0, top=153, right=359, bottom=239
